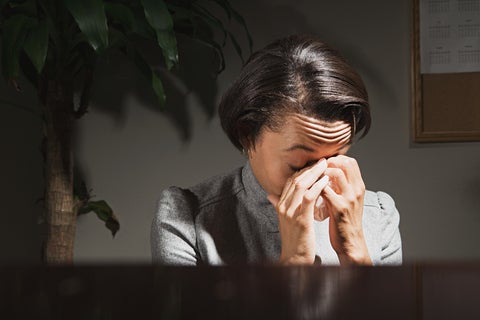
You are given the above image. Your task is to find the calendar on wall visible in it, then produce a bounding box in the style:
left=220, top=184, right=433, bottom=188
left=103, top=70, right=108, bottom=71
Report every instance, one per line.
left=420, top=0, right=480, bottom=74
left=412, top=0, right=480, bottom=142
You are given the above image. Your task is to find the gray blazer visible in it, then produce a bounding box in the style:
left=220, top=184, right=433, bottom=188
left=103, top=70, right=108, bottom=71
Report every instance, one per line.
left=151, top=162, right=402, bottom=265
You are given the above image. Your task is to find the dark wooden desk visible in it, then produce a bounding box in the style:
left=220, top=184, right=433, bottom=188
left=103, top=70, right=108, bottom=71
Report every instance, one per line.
left=1, top=264, right=479, bottom=319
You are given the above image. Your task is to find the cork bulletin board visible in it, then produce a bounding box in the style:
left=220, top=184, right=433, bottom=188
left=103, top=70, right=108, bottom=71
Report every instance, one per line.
left=412, top=0, right=480, bottom=142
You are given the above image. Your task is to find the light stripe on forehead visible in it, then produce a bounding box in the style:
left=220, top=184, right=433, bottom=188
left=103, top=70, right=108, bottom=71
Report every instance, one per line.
left=291, top=114, right=352, bottom=144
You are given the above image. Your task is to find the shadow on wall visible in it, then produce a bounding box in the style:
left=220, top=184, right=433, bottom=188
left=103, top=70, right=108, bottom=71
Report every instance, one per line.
left=88, top=0, right=398, bottom=141
left=0, top=80, right=44, bottom=264
left=89, top=34, right=221, bottom=142
left=0, top=32, right=225, bottom=263
left=231, top=0, right=398, bottom=111
left=334, top=42, right=399, bottom=110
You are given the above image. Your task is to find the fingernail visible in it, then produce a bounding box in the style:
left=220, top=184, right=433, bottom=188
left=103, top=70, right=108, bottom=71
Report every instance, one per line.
left=317, top=158, right=327, bottom=169
left=319, top=174, right=329, bottom=184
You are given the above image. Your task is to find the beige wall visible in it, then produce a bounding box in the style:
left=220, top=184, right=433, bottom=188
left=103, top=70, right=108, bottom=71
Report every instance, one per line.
left=2, top=0, right=479, bottom=263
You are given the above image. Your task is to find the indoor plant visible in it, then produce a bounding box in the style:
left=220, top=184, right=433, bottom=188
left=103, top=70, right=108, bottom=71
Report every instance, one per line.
left=0, top=0, right=250, bottom=264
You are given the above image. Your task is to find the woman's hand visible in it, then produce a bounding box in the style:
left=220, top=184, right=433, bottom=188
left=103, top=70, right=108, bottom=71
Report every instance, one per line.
left=323, top=155, right=372, bottom=265
left=267, top=159, right=330, bottom=265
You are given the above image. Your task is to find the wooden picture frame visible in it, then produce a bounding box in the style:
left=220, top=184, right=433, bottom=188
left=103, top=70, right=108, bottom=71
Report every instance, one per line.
left=411, top=0, right=480, bottom=142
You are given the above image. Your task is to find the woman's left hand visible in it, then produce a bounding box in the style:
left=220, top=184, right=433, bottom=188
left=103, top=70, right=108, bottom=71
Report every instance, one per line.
left=322, top=155, right=372, bottom=265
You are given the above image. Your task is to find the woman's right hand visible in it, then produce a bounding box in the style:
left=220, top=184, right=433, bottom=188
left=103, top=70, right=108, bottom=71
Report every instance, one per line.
left=267, top=159, right=330, bottom=265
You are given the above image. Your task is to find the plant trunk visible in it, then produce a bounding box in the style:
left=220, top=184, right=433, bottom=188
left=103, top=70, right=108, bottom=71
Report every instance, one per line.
left=42, top=80, right=76, bottom=264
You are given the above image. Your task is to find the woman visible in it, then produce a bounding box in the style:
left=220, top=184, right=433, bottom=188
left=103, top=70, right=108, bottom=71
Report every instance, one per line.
left=151, top=35, right=402, bottom=266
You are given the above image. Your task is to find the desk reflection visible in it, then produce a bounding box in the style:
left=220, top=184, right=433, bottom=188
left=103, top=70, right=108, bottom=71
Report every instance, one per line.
left=1, top=264, right=479, bottom=319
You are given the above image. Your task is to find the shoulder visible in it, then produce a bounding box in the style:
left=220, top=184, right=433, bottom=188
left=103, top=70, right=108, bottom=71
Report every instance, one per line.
left=152, top=186, right=199, bottom=265
left=363, top=190, right=400, bottom=226
left=156, top=186, right=196, bottom=218
left=156, top=166, right=244, bottom=216
left=152, top=166, right=245, bottom=265
left=363, top=190, right=402, bottom=265
left=188, top=166, right=245, bottom=209
left=364, top=190, right=398, bottom=214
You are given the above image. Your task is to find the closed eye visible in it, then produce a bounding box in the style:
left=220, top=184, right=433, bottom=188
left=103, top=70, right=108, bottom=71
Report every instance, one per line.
left=289, top=164, right=303, bottom=172
left=288, top=159, right=321, bottom=172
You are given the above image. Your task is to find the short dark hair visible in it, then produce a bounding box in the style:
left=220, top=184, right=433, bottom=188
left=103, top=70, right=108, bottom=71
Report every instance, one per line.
left=218, top=34, right=371, bottom=151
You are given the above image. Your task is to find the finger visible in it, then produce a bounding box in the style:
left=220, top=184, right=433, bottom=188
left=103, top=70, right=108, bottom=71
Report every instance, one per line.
left=322, top=185, right=344, bottom=219
left=315, top=195, right=324, bottom=209
left=324, top=167, right=350, bottom=196
left=280, top=158, right=327, bottom=211
left=296, top=158, right=327, bottom=183
left=327, top=155, right=365, bottom=197
left=286, top=158, right=327, bottom=197
left=314, top=196, right=328, bottom=221
left=295, top=176, right=329, bottom=221
left=327, top=155, right=362, bottom=185
left=301, top=175, right=329, bottom=220
left=267, top=194, right=280, bottom=207
left=305, top=175, right=330, bottom=201
left=287, top=159, right=328, bottom=212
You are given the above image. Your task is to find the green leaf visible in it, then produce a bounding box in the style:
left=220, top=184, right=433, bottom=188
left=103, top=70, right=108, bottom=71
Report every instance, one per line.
left=110, top=29, right=166, bottom=107
left=126, top=45, right=166, bottom=107
left=36, top=0, right=60, bottom=55
left=105, top=3, right=136, bottom=34
left=64, top=0, right=109, bottom=51
left=23, top=19, right=49, bottom=73
left=141, top=0, right=178, bottom=69
left=1, top=14, right=35, bottom=81
left=151, top=70, right=166, bottom=106
left=19, top=51, right=40, bottom=88
left=74, top=179, right=90, bottom=204
left=129, top=6, right=155, bottom=39
left=81, top=200, right=120, bottom=237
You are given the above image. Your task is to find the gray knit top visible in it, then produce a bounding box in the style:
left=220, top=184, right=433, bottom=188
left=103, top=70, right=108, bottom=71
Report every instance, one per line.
left=151, top=162, right=402, bottom=265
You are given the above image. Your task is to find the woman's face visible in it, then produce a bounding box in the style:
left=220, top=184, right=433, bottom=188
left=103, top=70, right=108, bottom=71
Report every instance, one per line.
left=248, top=113, right=352, bottom=196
